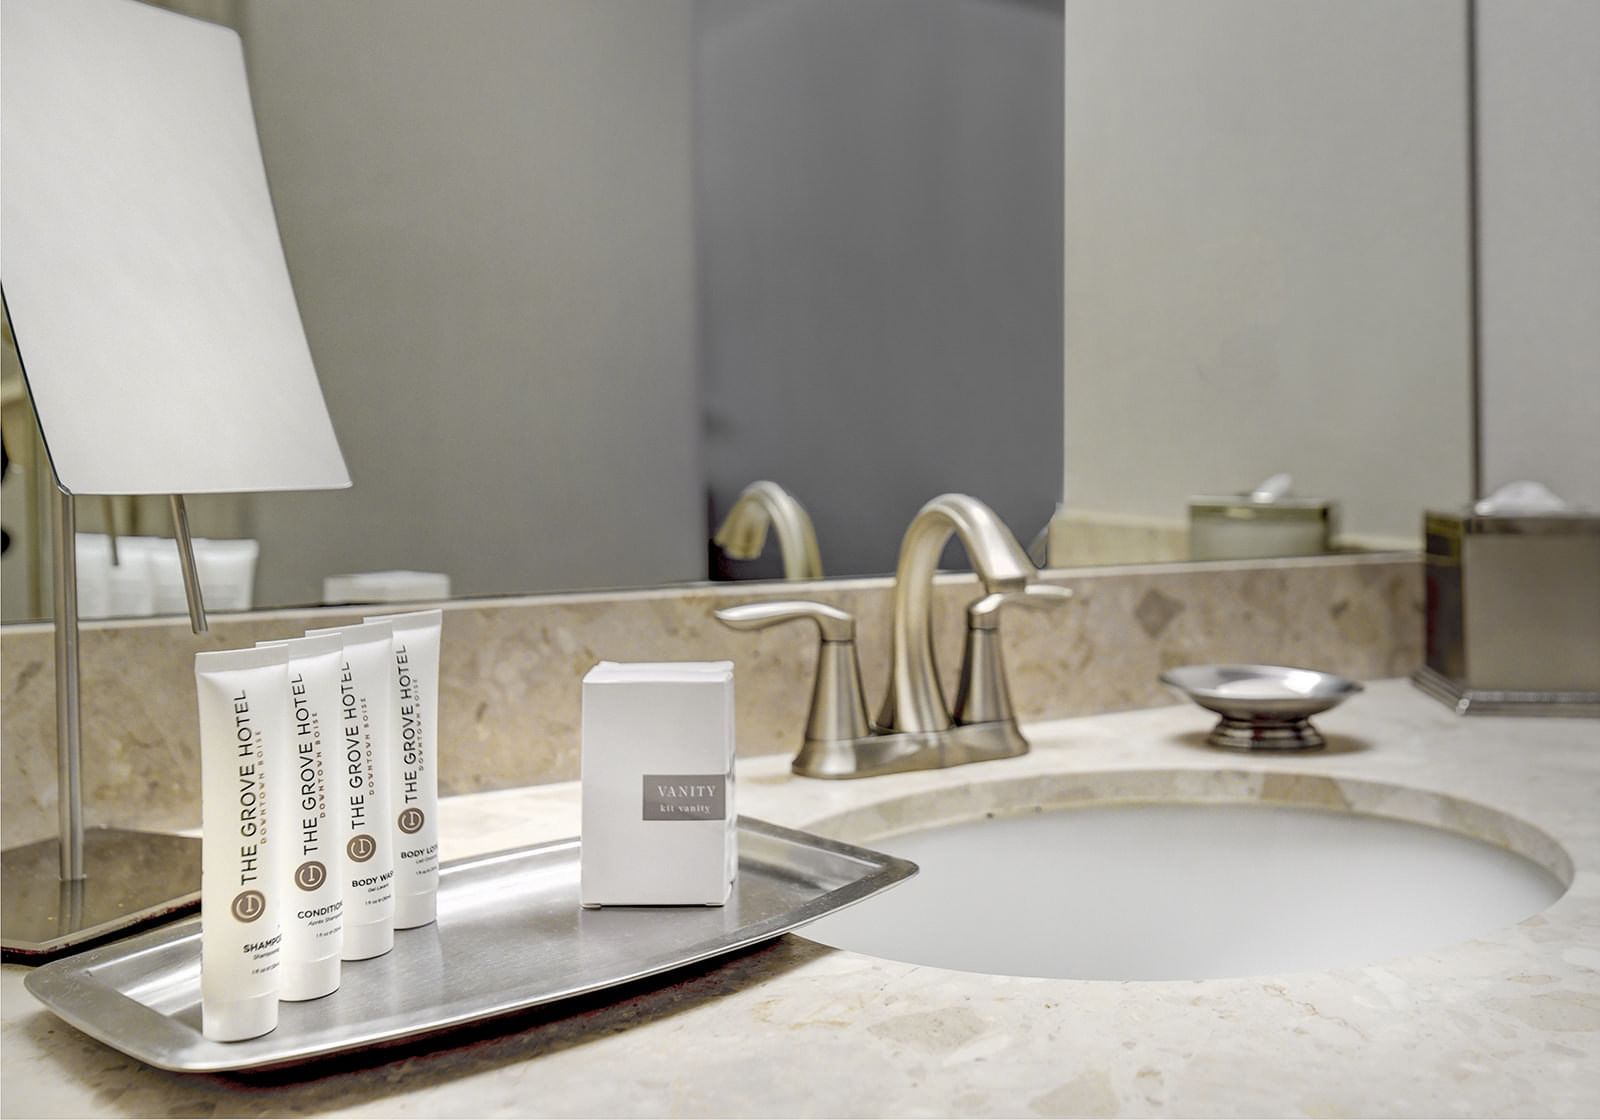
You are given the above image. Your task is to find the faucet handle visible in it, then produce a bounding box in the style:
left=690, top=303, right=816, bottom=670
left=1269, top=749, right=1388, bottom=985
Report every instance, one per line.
left=954, top=584, right=1074, bottom=726
left=714, top=600, right=871, bottom=775
left=714, top=600, right=854, bottom=641
left=965, top=583, right=1074, bottom=630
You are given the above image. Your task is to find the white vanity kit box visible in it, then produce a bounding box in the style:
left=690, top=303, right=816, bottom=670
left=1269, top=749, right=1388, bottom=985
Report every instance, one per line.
left=580, top=661, right=737, bottom=907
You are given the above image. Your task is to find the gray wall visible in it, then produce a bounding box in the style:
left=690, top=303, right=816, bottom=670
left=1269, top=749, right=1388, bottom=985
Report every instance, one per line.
left=696, top=0, right=1064, bottom=578
left=1061, top=0, right=1475, bottom=542
left=1477, top=0, right=1600, bottom=508
left=238, top=0, right=705, bottom=606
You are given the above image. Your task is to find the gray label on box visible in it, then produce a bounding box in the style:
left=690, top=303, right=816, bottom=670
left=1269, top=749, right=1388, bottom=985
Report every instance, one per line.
left=642, top=774, right=727, bottom=821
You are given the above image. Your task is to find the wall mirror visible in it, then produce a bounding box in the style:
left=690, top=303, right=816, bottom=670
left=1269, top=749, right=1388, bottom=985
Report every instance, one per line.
left=0, top=0, right=1475, bottom=625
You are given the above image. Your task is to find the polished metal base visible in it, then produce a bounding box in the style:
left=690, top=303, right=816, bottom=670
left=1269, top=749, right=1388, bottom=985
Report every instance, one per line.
left=1205, top=714, right=1325, bottom=751
left=1, top=829, right=200, bottom=963
left=1160, top=664, right=1363, bottom=752
left=793, top=719, right=1029, bottom=780
left=1412, top=666, right=1600, bottom=718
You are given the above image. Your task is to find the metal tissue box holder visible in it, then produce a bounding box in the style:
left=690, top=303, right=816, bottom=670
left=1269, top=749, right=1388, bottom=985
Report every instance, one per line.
left=1413, top=509, right=1600, bottom=717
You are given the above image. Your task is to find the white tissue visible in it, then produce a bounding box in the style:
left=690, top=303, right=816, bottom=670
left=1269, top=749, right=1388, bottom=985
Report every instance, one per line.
left=1249, top=473, right=1295, bottom=503
left=1474, top=481, right=1570, bottom=515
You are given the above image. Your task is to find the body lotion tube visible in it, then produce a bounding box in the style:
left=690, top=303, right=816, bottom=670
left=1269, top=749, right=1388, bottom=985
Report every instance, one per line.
left=365, top=609, right=442, bottom=928
left=306, top=622, right=397, bottom=961
left=196, top=645, right=290, bottom=1042
left=257, top=634, right=345, bottom=999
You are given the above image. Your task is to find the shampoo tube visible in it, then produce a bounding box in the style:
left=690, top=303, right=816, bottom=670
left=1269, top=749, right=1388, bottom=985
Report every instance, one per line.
left=365, top=609, right=442, bottom=928
left=196, top=645, right=290, bottom=1042
left=256, top=634, right=345, bottom=1000
left=306, top=621, right=397, bottom=961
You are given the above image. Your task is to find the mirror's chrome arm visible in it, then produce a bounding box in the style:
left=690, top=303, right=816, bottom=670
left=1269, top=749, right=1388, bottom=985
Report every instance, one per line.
left=168, top=495, right=208, bottom=634
left=48, top=489, right=209, bottom=885
left=50, top=483, right=84, bottom=881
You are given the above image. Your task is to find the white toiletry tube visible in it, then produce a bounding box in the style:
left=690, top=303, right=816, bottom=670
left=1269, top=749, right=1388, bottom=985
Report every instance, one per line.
left=364, top=609, right=443, bottom=928
left=305, top=621, right=398, bottom=961
left=195, top=644, right=290, bottom=1042
left=256, top=633, right=346, bottom=1000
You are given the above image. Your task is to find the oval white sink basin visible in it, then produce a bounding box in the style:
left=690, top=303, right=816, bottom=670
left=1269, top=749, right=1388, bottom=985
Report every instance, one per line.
left=800, top=779, right=1568, bottom=981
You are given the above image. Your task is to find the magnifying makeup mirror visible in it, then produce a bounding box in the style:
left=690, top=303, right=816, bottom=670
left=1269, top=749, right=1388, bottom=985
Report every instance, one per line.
left=2, top=0, right=350, bottom=958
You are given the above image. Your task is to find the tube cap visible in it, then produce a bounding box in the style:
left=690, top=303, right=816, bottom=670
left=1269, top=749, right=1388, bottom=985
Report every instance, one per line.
left=340, top=919, right=393, bottom=961
left=280, top=953, right=341, bottom=1002
left=394, top=891, right=437, bottom=930
left=203, top=991, right=278, bottom=1042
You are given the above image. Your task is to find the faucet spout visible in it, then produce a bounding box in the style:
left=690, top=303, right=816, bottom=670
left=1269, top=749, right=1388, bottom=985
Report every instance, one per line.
left=878, top=493, right=1035, bottom=733
left=712, top=481, right=824, bottom=581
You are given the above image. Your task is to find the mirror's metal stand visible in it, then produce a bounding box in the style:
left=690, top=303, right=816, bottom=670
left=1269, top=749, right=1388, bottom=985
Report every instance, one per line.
left=1, top=484, right=206, bottom=963
left=168, top=494, right=209, bottom=635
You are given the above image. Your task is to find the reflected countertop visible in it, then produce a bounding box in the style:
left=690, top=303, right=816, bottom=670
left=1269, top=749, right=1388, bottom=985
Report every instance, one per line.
left=4, top=680, right=1598, bottom=1118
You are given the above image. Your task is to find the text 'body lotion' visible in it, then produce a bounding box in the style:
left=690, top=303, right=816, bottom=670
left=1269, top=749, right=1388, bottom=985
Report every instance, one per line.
left=306, top=622, right=396, bottom=960
left=195, top=645, right=290, bottom=1042
left=366, top=609, right=442, bottom=928
left=257, top=633, right=347, bottom=999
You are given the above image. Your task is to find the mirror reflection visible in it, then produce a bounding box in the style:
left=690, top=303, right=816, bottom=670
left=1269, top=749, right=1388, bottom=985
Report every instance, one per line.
left=0, top=0, right=1472, bottom=624
left=1054, top=0, right=1472, bottom=568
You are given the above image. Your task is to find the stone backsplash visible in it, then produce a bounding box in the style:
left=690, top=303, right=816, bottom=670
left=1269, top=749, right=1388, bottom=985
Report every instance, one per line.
left=0, top=553, right=1419, bottom=846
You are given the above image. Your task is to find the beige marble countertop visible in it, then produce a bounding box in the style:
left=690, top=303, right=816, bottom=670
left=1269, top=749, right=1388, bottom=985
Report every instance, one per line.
left=4, top=680, right=1598, bottom=1118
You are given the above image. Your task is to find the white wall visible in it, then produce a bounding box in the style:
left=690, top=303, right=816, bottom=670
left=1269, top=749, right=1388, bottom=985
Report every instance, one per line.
left=236, top=0, right=705, bottom=606
left=1477, top=0, right=1600, bottom=509
left=1062, top=0, right=1475, bottom=543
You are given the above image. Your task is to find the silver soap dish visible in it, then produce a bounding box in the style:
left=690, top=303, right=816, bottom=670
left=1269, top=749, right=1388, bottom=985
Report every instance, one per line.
left=1160, top=664, right=1363, bottom=750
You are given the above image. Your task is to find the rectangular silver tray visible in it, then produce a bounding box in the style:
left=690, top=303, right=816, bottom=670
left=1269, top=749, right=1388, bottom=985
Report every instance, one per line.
left=25, top=817, right=915, bottom=1073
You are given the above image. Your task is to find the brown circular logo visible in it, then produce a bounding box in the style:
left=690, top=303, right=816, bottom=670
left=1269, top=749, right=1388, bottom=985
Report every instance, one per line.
left=346, top=833, right=377, bottom=863
left=397, top=807, right=426, bottom=835
left=294, top=860, right=327, bottom=891
left=231, top=889, right=266, bottom=923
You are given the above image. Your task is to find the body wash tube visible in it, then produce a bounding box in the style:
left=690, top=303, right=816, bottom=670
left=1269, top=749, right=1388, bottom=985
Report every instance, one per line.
left=306, top=622, right=397, bottom=961
left=365, top=609, right=442, bottom=928
left=256, top=634, right=345, bottom=999
left=195, top=645, right=290, bottom=1042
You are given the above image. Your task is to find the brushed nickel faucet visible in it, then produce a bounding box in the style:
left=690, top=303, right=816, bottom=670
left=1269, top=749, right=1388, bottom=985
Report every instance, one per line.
left=712, top=480, right=824, bottom=581
left=716, top=493, right=1071, bottom=779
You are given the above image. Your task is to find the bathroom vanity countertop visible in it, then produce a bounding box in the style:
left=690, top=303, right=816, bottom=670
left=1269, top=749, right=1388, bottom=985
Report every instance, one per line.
left=4, top=679, right=1598, bottom=1118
